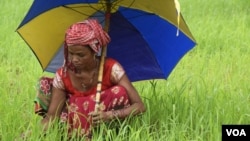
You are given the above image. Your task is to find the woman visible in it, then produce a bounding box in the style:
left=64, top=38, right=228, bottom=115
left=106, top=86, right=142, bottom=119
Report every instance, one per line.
left=37, top=19, right=146, bottom=138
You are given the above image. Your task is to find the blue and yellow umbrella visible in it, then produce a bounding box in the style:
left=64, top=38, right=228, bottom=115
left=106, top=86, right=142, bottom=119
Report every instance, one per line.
left=17, top=0, right=196, bottom=82
left=17, top=0, right=196, bottom=115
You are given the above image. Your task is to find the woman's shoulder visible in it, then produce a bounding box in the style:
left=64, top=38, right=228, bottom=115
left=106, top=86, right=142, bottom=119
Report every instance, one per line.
left=105, top=57, right=125, bottom=84
left=105, top=57, right=120, bottom=66
left=54, top=67, right=64, bottom=76
left=105, top=57, right=117, bottom=63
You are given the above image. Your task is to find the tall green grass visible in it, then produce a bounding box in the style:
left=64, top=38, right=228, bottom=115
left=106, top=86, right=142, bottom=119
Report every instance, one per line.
left=0, top=0, right=249, bottom=140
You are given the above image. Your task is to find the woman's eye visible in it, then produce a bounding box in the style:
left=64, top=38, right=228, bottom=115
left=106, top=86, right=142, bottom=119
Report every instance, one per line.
left=78, top=53, right=85, bottom=57
left=68, top=52, right=73, bottom=56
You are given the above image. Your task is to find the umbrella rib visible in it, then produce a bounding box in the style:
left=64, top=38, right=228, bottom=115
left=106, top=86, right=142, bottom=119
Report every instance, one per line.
left=111, top=0, right=135, bottom=12
left=62, top=5, right=105, bottom=17
left=62, top=0, right=136, bottom=20
left=113, top=0, right=135, bottom=7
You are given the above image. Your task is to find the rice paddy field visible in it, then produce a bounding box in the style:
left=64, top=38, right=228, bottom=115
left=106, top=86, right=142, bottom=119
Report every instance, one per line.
left=0, top=0, right=249, bottom=140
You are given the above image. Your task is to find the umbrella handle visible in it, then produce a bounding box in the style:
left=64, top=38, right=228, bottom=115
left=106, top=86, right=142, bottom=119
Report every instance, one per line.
left=94, top=0, right=111, bottom=113
left=94, top=45, right=107, bottom=112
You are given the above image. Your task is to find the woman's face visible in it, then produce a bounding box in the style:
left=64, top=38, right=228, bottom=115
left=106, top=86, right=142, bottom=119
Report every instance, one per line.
left=68, top=45, right=95, bottom=70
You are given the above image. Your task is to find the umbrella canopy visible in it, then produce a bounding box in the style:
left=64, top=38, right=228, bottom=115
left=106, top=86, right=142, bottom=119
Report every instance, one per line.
left=17, top=0, right=196, bottom=82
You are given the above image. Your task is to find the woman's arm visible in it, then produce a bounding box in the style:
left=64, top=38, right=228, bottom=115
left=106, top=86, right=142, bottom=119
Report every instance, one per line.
left=41, top=87, right=66, bottom=130
left=112, top=74, right=146, bottom=118
left=90, top=74, right=146, bottom=123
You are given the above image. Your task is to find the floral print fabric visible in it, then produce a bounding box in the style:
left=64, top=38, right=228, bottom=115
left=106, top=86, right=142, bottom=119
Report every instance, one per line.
left=34, top=77, right=53, bottom=116
left=66, top=85, right=130, bottom=136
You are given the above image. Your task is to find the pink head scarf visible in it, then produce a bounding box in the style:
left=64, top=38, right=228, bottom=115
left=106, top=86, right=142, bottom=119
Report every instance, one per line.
left=65, top=19, right=110, bottom=53
left=63, top=19, right=110, bottom=72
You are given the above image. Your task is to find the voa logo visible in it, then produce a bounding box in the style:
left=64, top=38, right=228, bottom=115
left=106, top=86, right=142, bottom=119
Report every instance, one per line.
left=226, top=129, right=246, bottom=136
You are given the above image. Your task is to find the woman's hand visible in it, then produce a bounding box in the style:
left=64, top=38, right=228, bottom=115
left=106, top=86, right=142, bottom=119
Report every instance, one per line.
left=41, top=116, right=50, bottom=131
left=88, top=111, right=112, bottom=126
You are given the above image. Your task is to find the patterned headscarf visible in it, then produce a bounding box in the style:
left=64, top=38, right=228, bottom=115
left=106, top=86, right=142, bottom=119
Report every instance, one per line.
left=65, top=19, right=110, bottom=53
left=63, top=19, right=110, bottom=72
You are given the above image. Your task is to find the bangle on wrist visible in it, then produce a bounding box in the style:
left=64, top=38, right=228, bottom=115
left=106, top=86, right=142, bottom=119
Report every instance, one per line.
left=120, top=109, right=125, bottom=118
left=112, top=109, right=126, bottom=119
left=112, top=110, right=119, bottom=119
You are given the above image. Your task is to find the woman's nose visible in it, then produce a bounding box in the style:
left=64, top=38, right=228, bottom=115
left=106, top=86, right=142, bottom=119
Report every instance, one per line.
left=71, top=55, right=79, bottom=62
